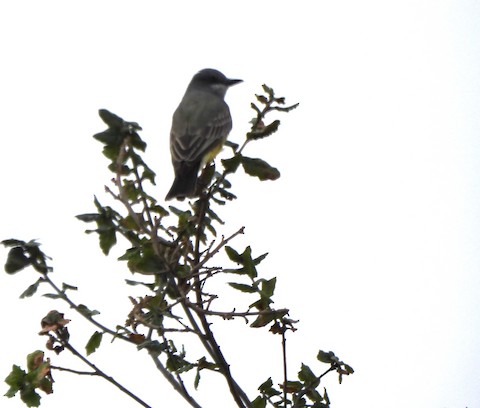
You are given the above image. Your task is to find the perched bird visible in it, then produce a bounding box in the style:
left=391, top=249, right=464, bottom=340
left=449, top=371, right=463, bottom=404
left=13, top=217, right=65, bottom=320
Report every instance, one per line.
left=165, top=68, right=242, bottom=200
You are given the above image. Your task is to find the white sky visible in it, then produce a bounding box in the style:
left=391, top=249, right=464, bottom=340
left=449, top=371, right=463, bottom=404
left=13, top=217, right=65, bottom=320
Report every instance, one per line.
left=1, top=1, right=480, bottom=407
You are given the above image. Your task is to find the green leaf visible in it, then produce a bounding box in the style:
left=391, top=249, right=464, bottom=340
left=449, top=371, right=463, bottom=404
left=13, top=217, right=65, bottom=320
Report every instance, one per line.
left=137, top=340, right=168, bottom=354
left=251, top=396, right=267, bottom=408
left=4, top=364, right=26, bottom=398
left=284, top=380, right=303, bottom=393
left=344, top=364, right=355, bottom=374
left=86, top=331, right=103, bottom=356
left=141, top=166, right=156, bottom=185
left=42, top=293, right=65, bottom=300
left=225, top=246, right=243, bottom=264
left=125, top=279, right=156, bottom=290
left=221, top=154, right=242, bottom=174
left=299, top=363, right=317, bottom=384
left=323, top=387, right=330, bottom=405
left=149, top=204, right=169, bottom=217
left=98, top=109, right=123, bottom=129
left=240, top=246, right=257, bottom=279
left=241, top=157, right=280, bottom=181
left=247, top=120, right=280, bottom=140
left=224, top=140, right=239, bottom=151
left=317, top=350, right=337, bottom=364
left=121, top=245, right=166, bottom=274
left=20, top=387, right=41, bottom=407
left=250, top=308, right=288, bottom=328
left=77, top=304, right=100, bottom=317
left=20, top=280, right=42, bottom=299
left=194, top=370, right=201, bottom=390
left=2, top=239, right=27, bottom=248
left=75, top=213, right=100, bottom=223
left=228, top=282, right=257, bottom=293
left=258, top=377, right=273, bottom=392
left=62, top=283, right=78, bottom=292
left=253, top=252, right=268, bottom=266
left=99, top=227, right=117, bottom=256
left=257, top=377, right=282, bottom=398
left=207, top=208, right=224, bottom=225
left=249, top=297, right=272, bottom=311
left=93, top=128, right=123, bottom=147
left=5, top=247, right=31, bottom=274
left=166, top=355, right=194, bottom=374
left=262, top=84, right=274, bottom=97
left=260, top=277, right=276, bottom=298
left=255, top=94, right=269, bottom=104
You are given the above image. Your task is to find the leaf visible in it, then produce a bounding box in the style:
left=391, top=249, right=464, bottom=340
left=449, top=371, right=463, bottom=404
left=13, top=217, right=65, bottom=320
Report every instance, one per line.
left=247, top=120, right=280, bottom=140
left=224, top=140, right=239, bottom=151
left=42, top=293, right=65, bottom=300
left=253, top=252, right=268, bottom=266
left=262, top=84, right=274, bottom=97
left=5, top=247, right=31, bottom=274
left=93, top=128, right=124, bottom=147
left=255, top=94, right=269, bottom=105
left=125, top=279, right=156, bottom=290
left=194, top=370, right=201, bottom=390
left=99, top=227, right=117, bottom=256
left=1, top=238, right=27, bottom=248
left=166, top=355, right=194, bottom=373
left=141, top=167, right=156, bottom=185
left=298, top=363, right=317, bottom=384
left=260, top=277, right=276, bottom=298
left=240, top=246, right=257, bottom=279
left=20, top=280, right=42, bottom=299
left=241, top=157, right=280, bottom=181
left=137, top=340, right=168, bottom=354
left=317, top=350, right=337, bottom=364
left=258, top=377, right=273, bottom=392
left=86, top=331, right=103, bottom=356
left=225, top=246, right=243, bottom=264
left=76, top=304, right=100, bottom=318
left=251, top=396, right=267, bottom=408
left=4, top=364, right=26, bottom=398
left=207, top=208, right=224, bottom=225
left=250, top=309, right=288, bottom=328
left=228, top=282, right=257, bottom=293
left=221, top=154, right=242, bottom=174
left=20, top=387, right=41, bottom=407
left=249, top=297, right=272, bottom=311
left=62, top=283, right=78, bottom=292
left=75, top=213, right=100, bottom=223
left=344, top=364, right=355, bottom=374
left=98, top=109, right=123, bottom=129
left=152, top=207, right=170, bottom=221
left=283, top=380, right=303, bottom=393
left=257, top=377, right=282, bottom=398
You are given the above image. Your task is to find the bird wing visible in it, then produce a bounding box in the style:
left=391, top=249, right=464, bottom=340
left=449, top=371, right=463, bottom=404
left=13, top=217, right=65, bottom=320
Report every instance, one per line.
left=170, top=92, right=232, bottom=166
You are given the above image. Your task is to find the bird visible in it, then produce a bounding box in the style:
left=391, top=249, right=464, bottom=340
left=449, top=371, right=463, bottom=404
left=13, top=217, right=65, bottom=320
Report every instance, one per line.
left=165, top=68, right=242, bottom=200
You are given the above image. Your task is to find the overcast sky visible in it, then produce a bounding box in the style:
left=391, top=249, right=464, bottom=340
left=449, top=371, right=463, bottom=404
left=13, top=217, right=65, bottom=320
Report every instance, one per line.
left=1, top=1, right=480, bottom=407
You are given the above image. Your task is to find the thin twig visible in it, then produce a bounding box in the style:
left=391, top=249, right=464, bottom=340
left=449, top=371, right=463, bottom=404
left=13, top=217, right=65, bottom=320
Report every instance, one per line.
left=50, top=365, right=97, bottom=376
left=57, top=334, right=152, bottom=408
left=148, top=349, right=202, bottom=408
left=188, top=227, right=245, bottom=276
left=40, top=273, right=132, bottom=344
left=282, top=330, right=287, bottom=408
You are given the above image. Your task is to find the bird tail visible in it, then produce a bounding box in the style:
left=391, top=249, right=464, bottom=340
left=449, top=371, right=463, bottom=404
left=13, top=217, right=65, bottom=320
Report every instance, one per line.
left=165, top=163, right=200, bottom=201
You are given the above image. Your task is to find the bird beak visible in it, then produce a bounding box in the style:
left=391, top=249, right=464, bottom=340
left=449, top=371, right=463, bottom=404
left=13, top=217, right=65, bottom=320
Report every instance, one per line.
left=227, top=78, right=243, bottom=87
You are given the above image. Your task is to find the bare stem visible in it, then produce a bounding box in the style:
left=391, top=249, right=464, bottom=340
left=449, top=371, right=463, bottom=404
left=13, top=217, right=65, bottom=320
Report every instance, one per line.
left=282, top=330, right=288, bottom=408
left=57, top=334, right=152, bottom=408
left=148, top=352, right=202, bottom=408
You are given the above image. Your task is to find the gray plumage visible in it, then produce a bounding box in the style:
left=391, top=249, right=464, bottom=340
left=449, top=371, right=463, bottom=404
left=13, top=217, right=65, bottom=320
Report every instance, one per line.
left=166, top=69, right=242, bottom=200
